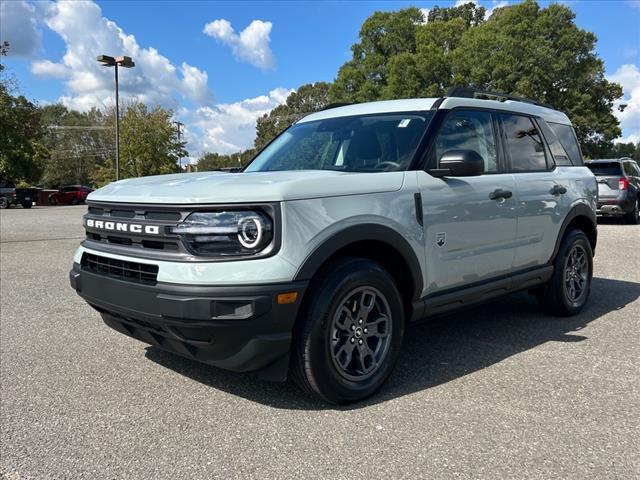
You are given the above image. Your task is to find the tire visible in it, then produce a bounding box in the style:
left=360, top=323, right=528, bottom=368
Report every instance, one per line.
left=624, top=197, right=639, bottom=225
left=290, top=257, right=405, bottom=404
left=71, top=197, right=79, bottom=205
left=49, top=197, right=57, bottom=206
left=538, top=229, right=593, bottom=316
left=0, top=197, right=7, bottom=209
left=21, top=202, right=32, bottom=209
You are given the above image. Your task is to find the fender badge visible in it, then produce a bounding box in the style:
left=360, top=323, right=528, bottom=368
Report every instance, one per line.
left=436, top=232, right=446, bottom=248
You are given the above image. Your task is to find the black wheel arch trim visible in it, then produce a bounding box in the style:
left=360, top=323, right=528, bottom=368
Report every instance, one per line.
left=293, top=224, right=424, bottom=301
left=549, top=202, right=597, bottom=263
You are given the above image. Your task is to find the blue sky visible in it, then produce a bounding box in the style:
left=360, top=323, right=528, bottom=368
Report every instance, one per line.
left=1, top=0, right=639, bottom=158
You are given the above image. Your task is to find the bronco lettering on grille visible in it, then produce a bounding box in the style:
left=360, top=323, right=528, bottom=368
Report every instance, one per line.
left=86, top=218, right=160, bottom=235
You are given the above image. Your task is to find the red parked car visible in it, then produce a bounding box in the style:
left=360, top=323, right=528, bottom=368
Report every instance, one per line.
left=49, top=185, right=93, bottom=205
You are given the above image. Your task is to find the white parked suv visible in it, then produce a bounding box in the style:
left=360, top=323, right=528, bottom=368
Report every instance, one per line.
left=70, top=88, right=598, bottom=403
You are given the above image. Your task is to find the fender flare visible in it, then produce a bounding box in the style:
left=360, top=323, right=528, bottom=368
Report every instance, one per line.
left=293, top=223, right=424, bottom=300
left=549, top=203, right=597, bottom=262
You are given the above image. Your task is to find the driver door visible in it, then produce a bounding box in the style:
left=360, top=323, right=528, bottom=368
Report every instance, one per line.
left=417, top=109, right=518, bottom=295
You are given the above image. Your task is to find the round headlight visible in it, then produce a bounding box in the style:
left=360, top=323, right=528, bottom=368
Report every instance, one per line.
left=170, top=209, right=273, bottom=257
left=238, top=216, right=263, bottom=249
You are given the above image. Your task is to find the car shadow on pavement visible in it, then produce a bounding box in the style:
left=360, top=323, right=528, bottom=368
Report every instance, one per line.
left=144, top=276, right=640, bottom=410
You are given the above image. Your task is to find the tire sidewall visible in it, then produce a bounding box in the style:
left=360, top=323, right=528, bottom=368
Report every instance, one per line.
left=302, top=259, right=405, bottom=403
left=555, top=231, right=593, bottom=314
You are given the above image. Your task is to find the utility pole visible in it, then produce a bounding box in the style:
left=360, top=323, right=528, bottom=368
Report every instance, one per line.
left=173, top=120, right=184, bottom=172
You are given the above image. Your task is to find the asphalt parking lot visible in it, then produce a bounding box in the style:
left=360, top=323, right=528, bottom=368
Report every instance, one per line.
left=1, top=205, right=639, bottom=479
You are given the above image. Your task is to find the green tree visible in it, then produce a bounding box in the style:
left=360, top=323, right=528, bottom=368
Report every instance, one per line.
left=452, top=1, right=621, bottom=157
left=0, top=86, right=46, bottom=184
left=40, top=105, right=112, bottom=187
left=605, top=142, right=640, bottom=161
left=254, top=82, right=331, bottom=150
left=95, top=102, right=187, bottom=183
left=197, top=152, right=240, bottom=171
left=329, top=8, right=424, bottom=103
left=330, top=1, right=622, bottom=158
left=0, top=41, right=46, bottom=184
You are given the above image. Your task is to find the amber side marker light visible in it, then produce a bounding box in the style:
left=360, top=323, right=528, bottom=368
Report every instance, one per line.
left=277, top=292, right=298, bottom=305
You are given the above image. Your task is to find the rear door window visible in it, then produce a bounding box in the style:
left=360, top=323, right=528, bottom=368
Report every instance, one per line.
left=586, top=163, right=622, bottom=176
left=501, top=114, right=548, bottom=172
left=548, top=123, right=583, bottom=166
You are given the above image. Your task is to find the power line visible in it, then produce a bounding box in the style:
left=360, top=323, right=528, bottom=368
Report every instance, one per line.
left=47, top=125, right=113, bottom=130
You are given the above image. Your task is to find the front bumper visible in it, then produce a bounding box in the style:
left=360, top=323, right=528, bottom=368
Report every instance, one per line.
left=69, top=263, right=307, bottom=380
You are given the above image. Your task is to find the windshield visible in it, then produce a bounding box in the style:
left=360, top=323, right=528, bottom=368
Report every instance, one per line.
left=586, top=162, right=622, bottom=176
left=245, top=112, right=433, bottom=172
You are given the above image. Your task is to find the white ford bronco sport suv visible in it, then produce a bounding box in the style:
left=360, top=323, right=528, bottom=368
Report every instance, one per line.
left=70, top=88, right=597, bottom=404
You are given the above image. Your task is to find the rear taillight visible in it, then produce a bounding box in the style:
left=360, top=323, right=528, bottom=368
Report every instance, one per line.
left=619, top=178, right=629, bottom=190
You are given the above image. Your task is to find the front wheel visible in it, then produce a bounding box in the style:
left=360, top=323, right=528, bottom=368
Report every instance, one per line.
left=290, top=257, right=405, bottom=404
left=0, top=197, right=8, bottom=209
left=49, top=197, right=57, bottom=206
left=538, top=229, right=593, bottom=316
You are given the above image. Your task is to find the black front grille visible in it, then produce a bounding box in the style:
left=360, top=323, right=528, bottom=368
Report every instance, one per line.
left=84, top=202, right=186, bottom=257
left=81, top=253, right=158, bottom=285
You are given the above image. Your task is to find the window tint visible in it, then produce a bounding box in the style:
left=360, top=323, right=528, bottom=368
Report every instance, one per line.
left=549, top=123, right=583, bottom=166
left=501, top=114, right=547, bottom=172
left=585, top=162, right=622, bottom=176
left=435, top=110, right=498, bottom=173
left=539, top=120, right=570, bottom=166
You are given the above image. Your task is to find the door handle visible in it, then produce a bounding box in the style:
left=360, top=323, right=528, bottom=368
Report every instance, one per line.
left=550, top=185, right=567, bottom=195
left=489, top=189, right=513, bottom=200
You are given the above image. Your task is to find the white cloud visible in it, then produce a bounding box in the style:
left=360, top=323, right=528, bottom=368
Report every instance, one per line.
left=31, top=59, right=68, bottom=77
left=179, top=62, right=213, bottom=105
left=187, top=87, right=293, bottom=156
left=33, top=0, right=212, bottom=111
left=203, top=19, right=276, bottom=70
left=609, top=64, right=640, bottom=144
left=419, top=8, right=430, bottom=24
left=0, top=0, right=41, bottom=56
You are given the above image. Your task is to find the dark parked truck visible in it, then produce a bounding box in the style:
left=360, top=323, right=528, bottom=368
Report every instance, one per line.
left=70, top=89, right=598, bottom=403
left=586, top=158, right=640, bottom=224
left=0, top=181, right=36, bottom=209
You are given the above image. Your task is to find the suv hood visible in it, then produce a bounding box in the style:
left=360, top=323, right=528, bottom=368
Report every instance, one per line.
left=87, top=170, right=405, bottom=204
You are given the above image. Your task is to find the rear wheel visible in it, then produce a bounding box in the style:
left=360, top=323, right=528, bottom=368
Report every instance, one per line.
left=625, top=198, right=639, bottom=225
left=71, top=197, right=79, bottom=205
left=49, top=197, right=57, bottom=206
left=538, top=229, right=593, bottom=316
left=0, top=197, right=7, bottom=209
left=291, top=257, right=405, bottom=404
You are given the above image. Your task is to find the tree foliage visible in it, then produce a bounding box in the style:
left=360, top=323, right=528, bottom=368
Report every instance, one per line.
left=0, top=85, right=46, bottom=184
left=330, top=0, right=623, bottom=158
left=197, top=151, right=248, bottom=171
left=254, top=82, right=331, bottom=150
left=91, top=102, right=187, bottom=186
left=40, top=105, right=112, bottom=187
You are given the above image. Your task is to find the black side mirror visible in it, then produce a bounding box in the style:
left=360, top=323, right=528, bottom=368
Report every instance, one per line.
left=428, top=149, right=485, bottom=177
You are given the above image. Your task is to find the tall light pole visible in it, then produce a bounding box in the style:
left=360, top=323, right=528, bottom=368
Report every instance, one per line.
left=97, top=55, right=135, bottom=181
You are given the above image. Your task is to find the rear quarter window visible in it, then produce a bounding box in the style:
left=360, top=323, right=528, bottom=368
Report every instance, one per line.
left=548, top=122, right=583, bottom=166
